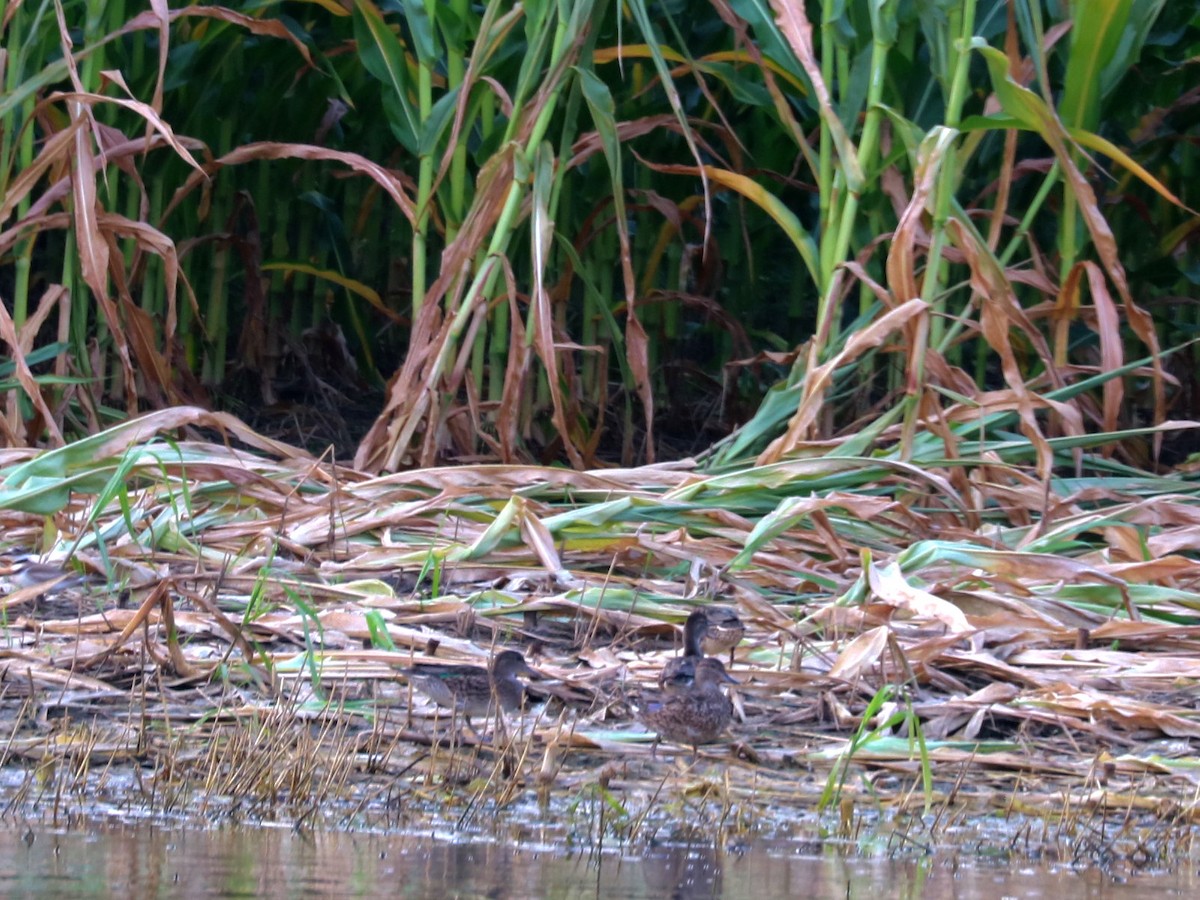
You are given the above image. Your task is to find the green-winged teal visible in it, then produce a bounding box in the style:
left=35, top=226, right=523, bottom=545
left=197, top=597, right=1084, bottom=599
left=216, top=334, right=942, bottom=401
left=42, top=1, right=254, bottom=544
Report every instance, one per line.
left=3, top=558, right=91, bottom=591
left=638, top=657, right=738, bottom=756
left=658, top=610, right=708, bottom=690
left=400, top=649, right=537, bottom=726
left=699, top=606, right=744, bottom=663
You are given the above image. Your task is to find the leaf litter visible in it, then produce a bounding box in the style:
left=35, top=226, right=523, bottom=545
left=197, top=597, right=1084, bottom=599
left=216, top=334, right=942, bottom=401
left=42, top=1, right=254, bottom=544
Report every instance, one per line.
left=2, top=412, right=1200, bottom=866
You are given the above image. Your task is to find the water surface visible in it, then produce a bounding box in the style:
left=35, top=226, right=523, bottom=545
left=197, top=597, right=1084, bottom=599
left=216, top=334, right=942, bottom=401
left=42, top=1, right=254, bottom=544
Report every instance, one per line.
left=0, top=825, right=1196, bottom=898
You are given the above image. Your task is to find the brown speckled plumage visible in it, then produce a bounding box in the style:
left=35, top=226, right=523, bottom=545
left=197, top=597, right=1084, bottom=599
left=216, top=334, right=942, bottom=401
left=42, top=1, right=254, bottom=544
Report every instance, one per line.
left=638, top=657, right=737, bottom=754
left=699, top=606, right=744, bottom=661
left=401, top=650, right=537, bottom=721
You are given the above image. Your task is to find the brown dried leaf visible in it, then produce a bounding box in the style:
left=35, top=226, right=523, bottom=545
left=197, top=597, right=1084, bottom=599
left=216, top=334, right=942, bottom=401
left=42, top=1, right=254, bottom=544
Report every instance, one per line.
left=827, top=625, right=889, bottom=680
left=867, top=560, right=972, bottom=634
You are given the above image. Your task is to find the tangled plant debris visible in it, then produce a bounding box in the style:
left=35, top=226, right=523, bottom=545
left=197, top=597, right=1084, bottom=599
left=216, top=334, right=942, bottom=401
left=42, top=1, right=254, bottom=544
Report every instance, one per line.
left=2, top=409, right=1200, bottom=870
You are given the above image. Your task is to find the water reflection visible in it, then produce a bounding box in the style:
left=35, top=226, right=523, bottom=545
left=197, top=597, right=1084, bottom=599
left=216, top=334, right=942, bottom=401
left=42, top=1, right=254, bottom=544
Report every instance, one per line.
left=0, top=825, right=1195, bottom=898
left=642, top=844, right=723, bottom=897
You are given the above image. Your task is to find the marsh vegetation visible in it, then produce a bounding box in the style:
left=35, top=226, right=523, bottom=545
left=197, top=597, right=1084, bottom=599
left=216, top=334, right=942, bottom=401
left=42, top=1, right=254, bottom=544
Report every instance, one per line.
left=1, top=0, right=1200, bottom=878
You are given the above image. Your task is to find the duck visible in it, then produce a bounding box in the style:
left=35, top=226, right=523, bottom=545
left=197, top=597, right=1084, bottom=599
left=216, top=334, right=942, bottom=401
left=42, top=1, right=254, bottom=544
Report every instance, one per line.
left=637, top=657, right=738, bottom=757
left=2, top=558, right=91, bottom=591
left=657, top=609, right=708, bottom=691
left=699, top=606, right=744, bottom=664
left=400, top=649, right=538, bottom=727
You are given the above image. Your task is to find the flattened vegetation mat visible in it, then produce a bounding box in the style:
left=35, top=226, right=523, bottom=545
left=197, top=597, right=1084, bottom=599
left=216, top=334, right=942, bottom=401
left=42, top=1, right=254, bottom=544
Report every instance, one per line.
left=3, top=412, right=1200, bottom=858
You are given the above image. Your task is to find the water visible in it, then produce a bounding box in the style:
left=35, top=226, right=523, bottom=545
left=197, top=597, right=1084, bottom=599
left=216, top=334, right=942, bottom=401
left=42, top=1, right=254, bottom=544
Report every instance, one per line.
left=0, top=825, right=1196, bottom=898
